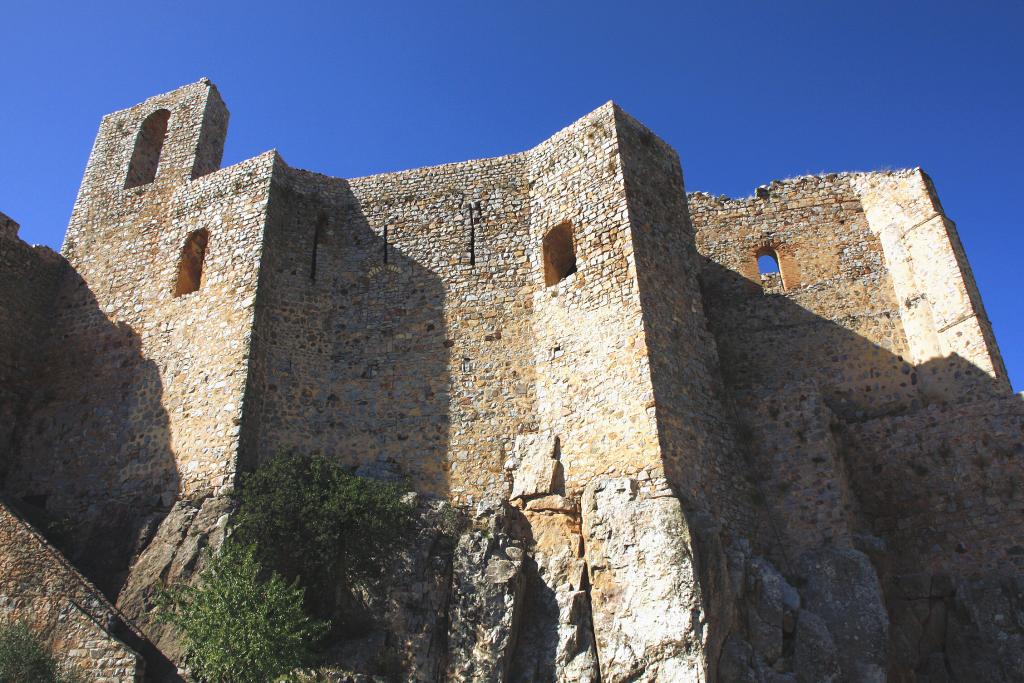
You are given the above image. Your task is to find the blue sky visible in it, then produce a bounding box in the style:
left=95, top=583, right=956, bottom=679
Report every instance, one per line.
left=1, top=1, right=1021, bottom=389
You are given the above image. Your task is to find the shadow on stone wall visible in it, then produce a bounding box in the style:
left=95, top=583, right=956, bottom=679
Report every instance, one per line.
left=679, top=256, right=1023, bottom=681
left=245, top=174, right=452, bottom=497
left=239, top=172, right=454, bottom=662
left=4, top=267, right=178, bottom=601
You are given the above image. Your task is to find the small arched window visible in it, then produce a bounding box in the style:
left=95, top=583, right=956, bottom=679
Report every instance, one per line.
left=757, top=248, right=781, bottom=276
left=125, top=109, right=170, bottom=188
left=173, top=229, right=209, bottom=297
left=755, top=245, right=791, bottom=292
left=543, top=222, right=577, bottom=287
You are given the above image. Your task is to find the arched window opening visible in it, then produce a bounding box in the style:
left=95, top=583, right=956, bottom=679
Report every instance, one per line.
left=125, top=109, right=170, bottom=188
left=757, top=249, right=781, bottom=275
left=543, top=222, right=577, bottom=287
left=173, top=229, right=209, bottom=297
left=755, top=245, right=786, bottom=292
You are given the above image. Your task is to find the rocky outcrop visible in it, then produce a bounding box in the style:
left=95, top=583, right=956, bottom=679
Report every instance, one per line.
left=509, top=497, right=600, bottom=682
left=446, top=498, right=527, bottom=682
left=796, top=548, right=889, bottom=683
left=582, top=476, right=706, bottom=682
left=327, top=498, right=456, bottom=682
left=116, top=495, right=232, bottom=665
left=887, top=573, right=1024, bottom=682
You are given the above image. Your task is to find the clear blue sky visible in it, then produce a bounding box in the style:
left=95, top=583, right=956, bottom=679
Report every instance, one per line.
left=1, top=1, right=1021, bottom=389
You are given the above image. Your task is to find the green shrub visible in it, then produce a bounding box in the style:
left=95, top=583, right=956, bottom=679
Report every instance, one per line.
left=0, top=620, right=84, bottom=683
left=156, top=541, right=328, bottom=683
left=234, top=452, right=415, bottom=595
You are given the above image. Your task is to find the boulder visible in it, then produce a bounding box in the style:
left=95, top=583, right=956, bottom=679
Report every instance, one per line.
left=581, top=477, right=706, bottom=682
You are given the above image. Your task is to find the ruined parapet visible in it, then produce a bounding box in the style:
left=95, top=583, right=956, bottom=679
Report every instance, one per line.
left=0, top=218, right=64, bottom=469
left=0, top=211, right=19, bottom=239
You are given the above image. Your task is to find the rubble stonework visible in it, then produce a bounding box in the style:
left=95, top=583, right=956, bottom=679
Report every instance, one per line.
left=0, top=79, right=1021, bottom=680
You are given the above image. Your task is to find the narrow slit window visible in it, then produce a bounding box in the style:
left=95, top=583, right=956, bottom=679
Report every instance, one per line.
left=125, top=109, right=170, bottom=188
left=311, top=214, right=326, bottom=281
left=173, top=229, right=209, bottom=297
left=467, top=200, right=482, bottom=266
left=543, top=222, right=577, bottom=287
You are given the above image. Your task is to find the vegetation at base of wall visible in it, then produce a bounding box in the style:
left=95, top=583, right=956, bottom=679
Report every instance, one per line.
left=154, top=453, right=416, bottom=678
left=155, top=541, right=328, bottom=683
left=0, top=620, right=85, bottom=683
left=233, top=452, right=416, bottom=603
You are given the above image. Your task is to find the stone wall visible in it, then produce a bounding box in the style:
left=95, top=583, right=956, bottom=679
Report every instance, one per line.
left=615, top=107, right=756, bottom=534
left=843, top=393, right=1024, bottom=577
left=853, top=169, right=1010, bottom=402
left=2, top=79, right=1022, bottom=681
left=0, top=501, right=142, bottom=681
left=0, top=214, right=63, bottom=467
left=691, top=174, right=921, bottom=421
left=246, top=151, right=534, bottom=501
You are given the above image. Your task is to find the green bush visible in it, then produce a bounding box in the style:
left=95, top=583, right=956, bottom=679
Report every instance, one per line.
left=234, top=452, right=415, bottom=595
left=0, top=620, right=84, bottom=683
left=156, top=541, right=328, bottom=683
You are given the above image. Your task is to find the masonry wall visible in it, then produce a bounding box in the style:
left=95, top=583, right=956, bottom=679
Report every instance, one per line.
left=0, top=215, right=63, bottom=467
left=522, top=103, right=675, bottom=500
left=246, top=153, right=535, bottom=501
left=3, top=81, right=273, bottom=593
left=0, top=502, right=142, bottom=681
left=841, top=394, right=1024, bottom=577
left=247, top=103, right=685, bottom=503
left=853, top=169, right=1010, bottom=403
left=691, top=174, right=921, bottom=421
left=613, top=109, right=755, bottom=534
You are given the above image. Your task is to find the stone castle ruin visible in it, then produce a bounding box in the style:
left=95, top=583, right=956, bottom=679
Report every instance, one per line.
left=1, top=79, right=1022, bottom=681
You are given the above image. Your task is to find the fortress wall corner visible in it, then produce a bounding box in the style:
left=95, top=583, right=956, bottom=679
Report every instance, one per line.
left=853, top=169, right=1010, bottom=399
left=612, top=109, right=756, bottom=533
left=524, top=103, right=668, bottom=495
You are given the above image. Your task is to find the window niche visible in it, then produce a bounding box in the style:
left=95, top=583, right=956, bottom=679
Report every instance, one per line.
left=125, top=109, right=170, bottom=188
left=173, top=229, right=209, bottom=297
left=543, top=222, right=577, bottom=287
left=754, top=244, right=794, bottom=292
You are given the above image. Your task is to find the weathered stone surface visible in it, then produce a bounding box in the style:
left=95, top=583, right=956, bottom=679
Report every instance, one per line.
left=509, top=508, right=599, bottom=683
left=116, top=495, right=232, bottom=664
left=1, top=78, right=1022, bottom=680
left=792, top=610, right=839, bottom=683
left=746, top=557, right=786, bottom=664
left=582, top=477, right=705, bottom=682
left=945, top=576, right=1024, bottom=682
left=796, top=548, right=888, bottom=683
left=446, top=499, right=526, bottom=682
left=323, top=500, right=455, bottom=682
left=507, top=432, right=561, bottom=501
left=718, top=635, right=759, bottom=683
